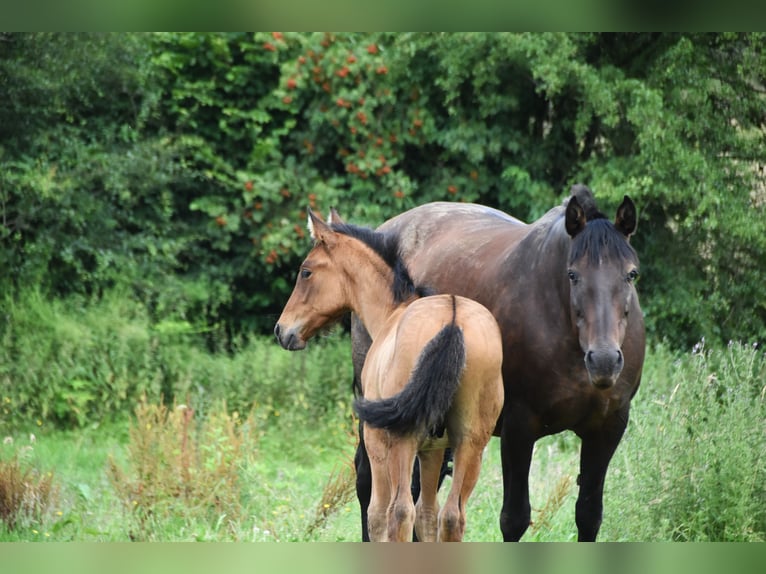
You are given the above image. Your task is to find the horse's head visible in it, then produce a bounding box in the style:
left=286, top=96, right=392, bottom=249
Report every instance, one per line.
left=274, top=209, right=348, bottom=351
left=565, top=192, right=640, bottom=389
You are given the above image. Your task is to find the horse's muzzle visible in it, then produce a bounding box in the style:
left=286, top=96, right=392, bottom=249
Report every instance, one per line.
left=584, top=348, right=624, bottom=389
left=274, top=323, right=306, bottom=351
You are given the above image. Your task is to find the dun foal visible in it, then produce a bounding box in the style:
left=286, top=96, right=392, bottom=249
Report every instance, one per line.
left=274, top=210, right=503, bottom=542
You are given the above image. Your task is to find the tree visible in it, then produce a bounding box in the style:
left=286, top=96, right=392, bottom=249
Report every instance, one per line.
left=3, top=33, right=765, bottom=347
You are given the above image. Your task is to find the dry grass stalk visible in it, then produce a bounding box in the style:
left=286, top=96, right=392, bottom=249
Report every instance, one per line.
left=529, top=473, right=573, bottom=536
left=0, top=454, right=57, bottom=531
left=305, top=460, right=356, bottom=537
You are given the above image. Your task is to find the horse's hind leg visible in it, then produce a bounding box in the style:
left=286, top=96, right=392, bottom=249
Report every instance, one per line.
left=438, top=435, right=487, bottom=542
left=385, top=439, right=418, bottom=542
left=364, top=427, right=392, bottom=542
left=413, top=449, right=445, bottom=542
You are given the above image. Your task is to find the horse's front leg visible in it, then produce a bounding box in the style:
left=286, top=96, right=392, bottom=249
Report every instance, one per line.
left=575, top=407, right=629, bottom=541
left=354, top=422, right=372, bottom=541
left=499, top=416, right=535, bottom=541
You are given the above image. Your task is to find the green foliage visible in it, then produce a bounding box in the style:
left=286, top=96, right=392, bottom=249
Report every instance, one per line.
left=607, top=341, right=766, bottom=541
left=0, top=289, right=352, bottom=431
left=2, top=32, right=766, bottom=347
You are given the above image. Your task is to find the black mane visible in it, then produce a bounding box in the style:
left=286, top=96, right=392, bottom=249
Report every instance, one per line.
left=568, top=218, right=638, bottom=266
left=330, top=221, right=433, bottom=303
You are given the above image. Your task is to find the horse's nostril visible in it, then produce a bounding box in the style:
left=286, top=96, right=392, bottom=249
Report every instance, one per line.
left=274, top=324, right=281, bottom=339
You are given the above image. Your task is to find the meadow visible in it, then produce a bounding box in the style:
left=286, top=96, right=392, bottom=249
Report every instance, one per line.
left=1, top=294, right=764, bottom=542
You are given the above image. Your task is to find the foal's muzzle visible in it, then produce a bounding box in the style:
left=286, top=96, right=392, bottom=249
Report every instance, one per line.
left=584, top=347, right=624, bottom=389
left=274, top=323, right=306, bottom=351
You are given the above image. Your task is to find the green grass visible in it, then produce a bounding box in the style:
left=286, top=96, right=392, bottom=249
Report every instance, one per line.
left=2, top=330, right=765, bottom=542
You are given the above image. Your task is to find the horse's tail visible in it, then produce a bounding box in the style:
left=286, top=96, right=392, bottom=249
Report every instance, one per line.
left=353, top=296, right=465, bottom=436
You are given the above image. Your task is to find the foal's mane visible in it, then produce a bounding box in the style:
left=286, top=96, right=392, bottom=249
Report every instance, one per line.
left=329, top=221, right=433, bottom=304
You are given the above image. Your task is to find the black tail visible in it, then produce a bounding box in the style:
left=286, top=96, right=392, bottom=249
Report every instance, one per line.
left=354, top=296, right=465, bottom=436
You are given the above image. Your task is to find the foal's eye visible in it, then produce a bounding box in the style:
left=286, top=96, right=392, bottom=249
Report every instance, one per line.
left=567, top=270, right=579, bottom=284
left=627, top=269, right=639, bottom=283
left=300, top=268, right=312, bottom=280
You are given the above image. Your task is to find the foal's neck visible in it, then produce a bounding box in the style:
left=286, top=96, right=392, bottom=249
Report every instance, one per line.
left=345, top=252, right=407, bottom=341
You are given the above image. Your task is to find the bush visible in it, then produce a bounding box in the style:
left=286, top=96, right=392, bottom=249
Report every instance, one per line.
left=0, top=288, right=353, bottom=431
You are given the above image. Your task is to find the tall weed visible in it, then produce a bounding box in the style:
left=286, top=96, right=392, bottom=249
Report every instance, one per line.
left=107, top=396, right=260, bottom=541
left=608, top=341, right=766, bottom=541
left=0, top=436, right=57, bottom=532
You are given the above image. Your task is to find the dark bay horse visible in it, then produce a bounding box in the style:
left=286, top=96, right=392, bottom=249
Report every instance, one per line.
left=352, top=185, right=646, bottom=541
left=275, top=210, right=504, bottom=541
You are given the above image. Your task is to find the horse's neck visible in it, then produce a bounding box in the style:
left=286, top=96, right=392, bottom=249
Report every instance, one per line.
left=514, top=215, right=573, bottom=306
left=345, top=259, right=401, bottom=341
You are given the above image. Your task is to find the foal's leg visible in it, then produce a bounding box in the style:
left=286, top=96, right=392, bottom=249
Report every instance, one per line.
left=413, top=449, right=445, bottom=542
left=364, top=426, right=392, bottom=542
left=386, top=439, right=419, bottom=542
left=438, top=434, right=488, bottom=542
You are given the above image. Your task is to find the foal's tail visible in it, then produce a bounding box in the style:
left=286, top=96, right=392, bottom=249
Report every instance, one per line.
left=354, top=296, right=465, bottom=436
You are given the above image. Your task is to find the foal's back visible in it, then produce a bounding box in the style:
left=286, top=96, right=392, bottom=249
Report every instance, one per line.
left=362, top=294, right=503, bottom=439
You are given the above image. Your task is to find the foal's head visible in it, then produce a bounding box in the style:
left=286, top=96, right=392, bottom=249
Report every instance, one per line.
left=564, top=190, right=640, bottom=389
left=274, top=209, right=420, bottom=351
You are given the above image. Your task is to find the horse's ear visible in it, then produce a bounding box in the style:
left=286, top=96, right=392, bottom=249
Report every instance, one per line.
left=614, top=195, right=637, bottom=238
left=328, top=207, right=346, bottom=227
left=565, top=195, right=587, bottom=238
left=308, top=209, right=336, bottom=245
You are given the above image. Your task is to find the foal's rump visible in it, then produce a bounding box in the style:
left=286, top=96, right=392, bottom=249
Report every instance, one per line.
left=354, top=295, right=503, bottom=442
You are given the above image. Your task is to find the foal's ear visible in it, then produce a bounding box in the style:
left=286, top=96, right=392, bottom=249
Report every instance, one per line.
left=328, top=207, right=346, bottom=227
left=307, top=209, right=336, bottom=245
left=565, top=195, right=587, bottom=238
left=614, top=195, right=637, bottom=238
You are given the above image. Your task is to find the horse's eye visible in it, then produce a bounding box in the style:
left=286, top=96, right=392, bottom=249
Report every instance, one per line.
left=627, top=269, right=639, bottom=283
left=567, top=270, right=579, bottom=283
left=300, top=268, right=312, bottom=280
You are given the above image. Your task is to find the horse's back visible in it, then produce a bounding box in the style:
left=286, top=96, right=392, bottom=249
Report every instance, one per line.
left=378, top=203, right=529, bottom=303
left=363, top=294, right=501, bottom=397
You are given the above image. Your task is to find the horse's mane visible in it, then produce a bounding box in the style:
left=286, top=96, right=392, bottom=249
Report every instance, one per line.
left=329, top=221, right=434, bottom=303
left=568, top=218, right=638, bottom=266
